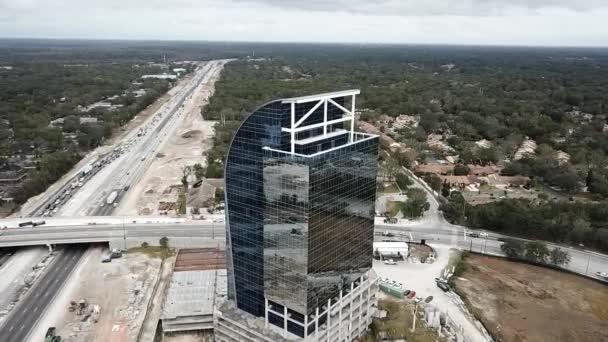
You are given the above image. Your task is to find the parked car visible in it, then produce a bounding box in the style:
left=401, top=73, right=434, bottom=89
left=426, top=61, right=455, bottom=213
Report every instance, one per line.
left=101, top=255, right=111, bottom=263
left=383, top=217, right=398, bottom=224
left=382, top=231, right=395, bottom=237
left=596, top=271, right=608, bottom=279
left=436, top=281, right=450, bottom=292
left=384, top=259, right=397, bottom=265
left=407, top=290, right=416, bottom=299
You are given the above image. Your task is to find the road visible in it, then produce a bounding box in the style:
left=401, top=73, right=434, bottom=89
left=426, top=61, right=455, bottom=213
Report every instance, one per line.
left=0, top=246, right=86, bottom=342
left=56, top=60, right=228, bottom=217
left=0, top=222, right=223, bottom=247
left=0, top=60, right=229, bottom=339
left=376, top=168, right=608, bottom=282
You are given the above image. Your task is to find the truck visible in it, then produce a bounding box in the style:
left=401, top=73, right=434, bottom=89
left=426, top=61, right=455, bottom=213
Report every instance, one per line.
left=45, top=326, right=61, bottom=342
left=110, top=248, right=122, bottom=259
left=80, top=164, right=93, bottom=177
left=106, top=191, right=118, bottom=206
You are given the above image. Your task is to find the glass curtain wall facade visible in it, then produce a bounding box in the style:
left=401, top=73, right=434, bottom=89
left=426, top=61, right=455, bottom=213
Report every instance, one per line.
left=225, top=91, right=379, bottom=331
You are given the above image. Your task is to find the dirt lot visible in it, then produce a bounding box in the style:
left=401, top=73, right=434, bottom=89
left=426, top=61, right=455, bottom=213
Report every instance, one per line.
left=455, top=254, right=608, bottom=342
left=35, top=247, right=162, bottom=342
left=117, top=64, right=221, bottom=216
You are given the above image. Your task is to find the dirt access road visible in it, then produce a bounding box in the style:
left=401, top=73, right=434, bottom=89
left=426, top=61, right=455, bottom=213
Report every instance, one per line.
left=455, top=254, right=608, bottom=342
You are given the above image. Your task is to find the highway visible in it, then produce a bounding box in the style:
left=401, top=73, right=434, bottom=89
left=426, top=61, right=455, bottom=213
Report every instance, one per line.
left=0, top=246, right=86, bottom=342
left=55, top=60, right=228, bottom=218
left=0, top=222, right=223, bottom=247
left=0, top=60, right=230, bottom=340
left=1, top=219, right=606, bottom=281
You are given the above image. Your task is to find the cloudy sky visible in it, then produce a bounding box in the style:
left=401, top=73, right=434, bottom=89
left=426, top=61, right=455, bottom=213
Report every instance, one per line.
left=1, top=0, right=607, bottom=46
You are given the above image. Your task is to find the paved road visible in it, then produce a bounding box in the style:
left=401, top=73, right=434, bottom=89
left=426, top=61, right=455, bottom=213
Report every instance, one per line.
left=0, top=246, right=86, bottom=342
left=0, top=222, right=223, bottom=247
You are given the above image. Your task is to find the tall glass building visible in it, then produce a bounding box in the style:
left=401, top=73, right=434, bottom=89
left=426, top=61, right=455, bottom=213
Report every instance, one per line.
left=223, top=90, right=379, bottom=340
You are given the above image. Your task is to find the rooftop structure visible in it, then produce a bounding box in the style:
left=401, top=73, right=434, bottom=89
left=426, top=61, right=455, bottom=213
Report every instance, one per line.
left=222, top=90, right=379, bottom=340
left=161, top=248, right=227, bottom=334
left=514, top=138, right=537, bottom=161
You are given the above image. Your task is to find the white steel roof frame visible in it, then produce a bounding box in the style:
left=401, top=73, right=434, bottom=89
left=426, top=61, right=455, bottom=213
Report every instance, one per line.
left=281, top=90, right=360, bottom=153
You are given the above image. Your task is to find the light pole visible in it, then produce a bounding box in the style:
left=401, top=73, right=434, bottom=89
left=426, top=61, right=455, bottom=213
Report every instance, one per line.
left=122, top=215, right=127, bottom=250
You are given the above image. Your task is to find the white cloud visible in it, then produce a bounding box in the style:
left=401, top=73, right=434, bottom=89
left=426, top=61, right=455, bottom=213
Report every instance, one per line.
left=0, top=0, right=607, bottom=46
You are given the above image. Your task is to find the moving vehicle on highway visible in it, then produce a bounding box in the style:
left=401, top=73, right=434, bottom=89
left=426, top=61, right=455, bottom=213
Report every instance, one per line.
left=383, top=217, right=397, bottom=224
left=384, top=259, right=397, bottom=265
left=106, top=191, right=118, bottom=206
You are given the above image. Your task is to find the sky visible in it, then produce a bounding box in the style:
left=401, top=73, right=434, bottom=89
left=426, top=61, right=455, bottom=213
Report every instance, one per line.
left=1, top=0, right=608, bottom=46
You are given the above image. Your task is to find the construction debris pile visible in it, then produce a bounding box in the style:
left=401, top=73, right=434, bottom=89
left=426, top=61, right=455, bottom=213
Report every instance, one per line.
left=65, top=298, right=101, bottom=338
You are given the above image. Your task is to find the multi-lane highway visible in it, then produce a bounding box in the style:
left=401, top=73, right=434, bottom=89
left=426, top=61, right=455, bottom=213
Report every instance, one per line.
left=0, top=60, right=230, bottom=340
left=0, top=246, right=86, bottom=342
left=57, top=61, right=228, bottom=217
left=0, top=221, right=223, bottom=247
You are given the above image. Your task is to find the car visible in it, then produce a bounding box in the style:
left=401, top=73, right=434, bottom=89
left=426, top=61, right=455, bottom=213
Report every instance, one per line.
left=407, top=290, right=416, bottom=299
left=436, top=281, right=450, bottom=292
left=479, top=232, right=489, bottom=238
left=212, top=218, right=225, bottom=223
left=468, top=232, right=480, bottom=238
left=382, top=231, right=395, bottom=237
left=101, top=256, right=112, bottom=263
left=596, top=272, right=608, bottom=279
left=384, top=259, right=397, bottom=265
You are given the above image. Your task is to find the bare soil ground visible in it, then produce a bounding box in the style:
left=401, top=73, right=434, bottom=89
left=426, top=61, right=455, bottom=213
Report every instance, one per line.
left=48, top=247, right=162, bottom=342
left=117, top=67, right=220, bottom=216
left=455, top=254, right=608, bottom=342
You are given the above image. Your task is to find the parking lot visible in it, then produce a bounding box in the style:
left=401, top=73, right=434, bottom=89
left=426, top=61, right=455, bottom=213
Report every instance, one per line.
left=373, top=245, right=492, bottom=342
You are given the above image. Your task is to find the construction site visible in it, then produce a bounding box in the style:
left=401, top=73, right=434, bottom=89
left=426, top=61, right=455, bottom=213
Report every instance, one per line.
left=116, top=66, right=221, bottom=217
left=32, top=247, right=162, bottom=342
left=454, top=254, right=608, bottom=342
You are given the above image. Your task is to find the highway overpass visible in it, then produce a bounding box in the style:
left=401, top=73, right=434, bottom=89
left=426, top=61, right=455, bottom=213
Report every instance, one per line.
left=0, top=221, right=223, bottom=248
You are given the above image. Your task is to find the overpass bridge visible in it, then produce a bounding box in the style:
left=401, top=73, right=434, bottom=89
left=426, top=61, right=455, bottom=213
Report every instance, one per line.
left=0, top=220, right=224, bottom=248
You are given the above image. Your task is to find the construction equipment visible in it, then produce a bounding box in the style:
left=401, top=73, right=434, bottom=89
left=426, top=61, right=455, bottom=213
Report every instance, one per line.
left=44, top=327, right=61, bottom=342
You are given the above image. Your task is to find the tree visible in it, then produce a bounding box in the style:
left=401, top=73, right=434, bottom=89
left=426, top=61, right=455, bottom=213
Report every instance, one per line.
left=500, top=238, right=526, bottom=259
left=549, top=248, right=571, bottom=266
left=441, top=182, right=451, bottom=197
left=399, top=188, right=429, bottom=219
left=193, top=163, right=206, bottom=180
left=63, top=115, right=80, bottom=132
left=524, top=241, right=550, bottom=263
left=453, top=164, right=470, bottom=176
left=159, top=236, right=169, bottom=249
left=423, top=174, right=442, bottom=192
left=395, top=172, right=412, bottom=191
left=382, top=157, right=400, bottom=181
left=181, top=166, right=192, bottom=190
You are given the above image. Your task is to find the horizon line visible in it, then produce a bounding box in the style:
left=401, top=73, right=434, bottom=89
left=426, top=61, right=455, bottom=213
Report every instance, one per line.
left=0, top=36, right=607, bottom=49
